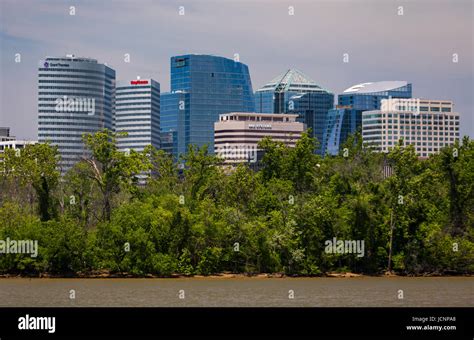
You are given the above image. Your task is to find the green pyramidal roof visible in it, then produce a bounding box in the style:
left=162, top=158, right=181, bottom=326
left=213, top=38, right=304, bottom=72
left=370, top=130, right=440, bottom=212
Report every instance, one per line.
left=256, top=69, right=331, bottom=94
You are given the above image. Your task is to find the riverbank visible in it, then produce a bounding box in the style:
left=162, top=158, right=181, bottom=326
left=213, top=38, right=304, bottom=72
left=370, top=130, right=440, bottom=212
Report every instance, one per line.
left=1, top=270, right=472, bottom=279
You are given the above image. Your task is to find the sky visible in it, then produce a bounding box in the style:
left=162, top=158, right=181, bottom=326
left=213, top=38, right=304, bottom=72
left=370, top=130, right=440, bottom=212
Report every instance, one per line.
left=0, top=0, right=473, bottom=140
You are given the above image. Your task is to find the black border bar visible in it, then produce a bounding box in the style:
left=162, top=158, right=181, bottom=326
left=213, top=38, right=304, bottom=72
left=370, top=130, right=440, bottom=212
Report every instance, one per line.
left=0, top=307, right=472, bottom=339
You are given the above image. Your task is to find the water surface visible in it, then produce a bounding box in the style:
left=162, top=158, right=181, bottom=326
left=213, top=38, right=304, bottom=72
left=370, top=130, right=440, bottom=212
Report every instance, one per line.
left=0, top=277, right=472, bottom=307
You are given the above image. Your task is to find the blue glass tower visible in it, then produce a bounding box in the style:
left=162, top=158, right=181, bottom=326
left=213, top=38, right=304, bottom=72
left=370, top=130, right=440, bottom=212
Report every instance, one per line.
left=160, top=91, right=189, bottom=158
left=160, top=54, right=255, bottom=159
left=254, top=69, right=334, bottom=154
left=322, top=81, right=412, bottom=155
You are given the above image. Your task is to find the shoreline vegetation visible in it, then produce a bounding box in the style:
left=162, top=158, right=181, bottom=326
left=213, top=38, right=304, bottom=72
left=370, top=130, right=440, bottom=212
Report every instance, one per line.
left=1, top=271, right=473, bottom=279
left=1, top=130, right=473, bottom=278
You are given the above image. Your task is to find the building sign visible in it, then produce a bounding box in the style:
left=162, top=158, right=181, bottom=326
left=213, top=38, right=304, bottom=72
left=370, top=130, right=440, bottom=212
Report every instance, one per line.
left=131, top=80, right=149, bottom=85
left=43, top=62, right=70, bottom=68
left=175, top=58, right=187, bottom=68
left=248, top=124, right=272, bottom=130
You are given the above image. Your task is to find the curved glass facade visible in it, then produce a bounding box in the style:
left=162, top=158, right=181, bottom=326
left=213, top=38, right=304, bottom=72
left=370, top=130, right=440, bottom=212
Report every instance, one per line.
left=161, top=54, right=255, bottom=158
left=338, top=83, right=412, bottom=110
left=322, top=82, right=412, bottom=156
left=323, top=108, right=359, bottom=155
left=37, top=56, right=115, bottom=172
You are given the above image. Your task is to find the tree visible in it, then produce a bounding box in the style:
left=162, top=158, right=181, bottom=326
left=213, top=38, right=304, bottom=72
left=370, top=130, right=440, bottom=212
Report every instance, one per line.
left=63, top=161, right=98, bottom=226
left=2, top=143, right=60, bottom=221
left=385, top=141, right=421, bottom=272
left=181, top=144, right=220, bottom=208
left=286, top=132, right=320, bottom=193
left=436, top=137, right=473, bottom=236
left=148, top=148, right=180, bottom=195
left=82, top=129, right=151, bottom=221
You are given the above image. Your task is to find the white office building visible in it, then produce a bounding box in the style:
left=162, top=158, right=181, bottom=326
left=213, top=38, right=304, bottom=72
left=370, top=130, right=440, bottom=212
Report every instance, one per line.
left=0, top=140, right=37, bottom=154
left=115, top=78, right=160, bottom=152
left=37, top=55, right=116, bottom=173
left=362, top=98, right=460, bottom=157
left=214, top=112, right=304, bottom=163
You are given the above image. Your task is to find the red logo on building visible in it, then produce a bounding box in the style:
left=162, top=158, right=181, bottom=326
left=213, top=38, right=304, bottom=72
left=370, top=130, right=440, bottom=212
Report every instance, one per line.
left=131, top=80, right=149, bottom=85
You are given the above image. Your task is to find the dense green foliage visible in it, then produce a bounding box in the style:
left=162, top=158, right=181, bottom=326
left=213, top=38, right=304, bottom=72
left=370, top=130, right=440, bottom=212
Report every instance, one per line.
left=0, top=130, right=472, bottom=276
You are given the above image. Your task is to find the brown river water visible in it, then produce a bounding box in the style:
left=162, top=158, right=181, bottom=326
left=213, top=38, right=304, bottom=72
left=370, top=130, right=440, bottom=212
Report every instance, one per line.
left=0, top=277, right=472, bottom=307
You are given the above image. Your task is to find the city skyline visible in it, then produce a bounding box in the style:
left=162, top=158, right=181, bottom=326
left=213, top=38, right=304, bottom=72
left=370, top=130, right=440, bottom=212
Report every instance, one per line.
left=0, top=0, right=473, bottom=141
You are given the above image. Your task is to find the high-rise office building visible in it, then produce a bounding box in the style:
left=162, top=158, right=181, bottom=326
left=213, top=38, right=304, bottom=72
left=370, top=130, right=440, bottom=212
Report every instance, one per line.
left=254, top=69, right=334, bottom=154
left=160, top=91, right=189, bottom=159
left=214, top=112, right=304, bottom=164
left=37, top=55, right=115, bottom=172
left=160, top=54, right=255, bottom=159
left=115, top=78, right=160, bottom=152
left=322, top=81, right=412, bottom=155
left=362, top=98, right=460, bottom=158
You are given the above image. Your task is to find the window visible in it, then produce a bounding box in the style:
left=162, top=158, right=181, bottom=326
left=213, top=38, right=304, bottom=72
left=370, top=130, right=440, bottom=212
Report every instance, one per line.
left=175, top=58, right=187, bottom=67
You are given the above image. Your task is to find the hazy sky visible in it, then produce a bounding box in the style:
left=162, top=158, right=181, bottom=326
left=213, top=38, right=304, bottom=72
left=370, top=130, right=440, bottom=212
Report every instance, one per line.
left=0, top=0, right=473, bottom=140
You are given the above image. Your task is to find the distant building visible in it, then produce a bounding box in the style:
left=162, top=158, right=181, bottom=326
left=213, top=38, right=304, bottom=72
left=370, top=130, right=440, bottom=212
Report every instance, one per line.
left=0, top=140, right=38, bottom=162
left=255, top=69, right=333, bottom=154
left=160, top=54, right=255, bottom=160
left=0, top=128, right=37, bottom=160
left=37, top=55, right=116, bottom=173
left=0, top=127, right=14, bottom=142
left=322, top=81, right=412, bottom=156
left=362, top=98, right=460, bottom=158
left=115, top=78, right=160, bottom=152
left=214, top=112, right=304, bottom=164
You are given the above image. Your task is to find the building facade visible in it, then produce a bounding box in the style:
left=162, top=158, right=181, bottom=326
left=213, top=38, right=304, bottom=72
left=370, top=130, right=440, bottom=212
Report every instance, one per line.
left=0, top=140, right=38, bottom=157
left=37, top=55, right=115, bottom=172
left=160, top=54, right=255, bottom=159
left=214, top=112, right=304, bottom=164
left=0, top=128, right=37, bottom=161
left=254, top=69, right=334, bottom=154
left=115, top=78, right=160, bottom=152
left=322, top=81, right=412, bottom=156
left=0, top=127, right=14, bottom=142
left=362, top=98, right=460, bottom=158
left=160, top=91, right=189, bottom=159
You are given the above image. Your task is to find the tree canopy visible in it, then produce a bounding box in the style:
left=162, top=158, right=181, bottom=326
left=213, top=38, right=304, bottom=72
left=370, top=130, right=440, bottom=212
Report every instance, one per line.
left=0, top=130, right=472, bottom=276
